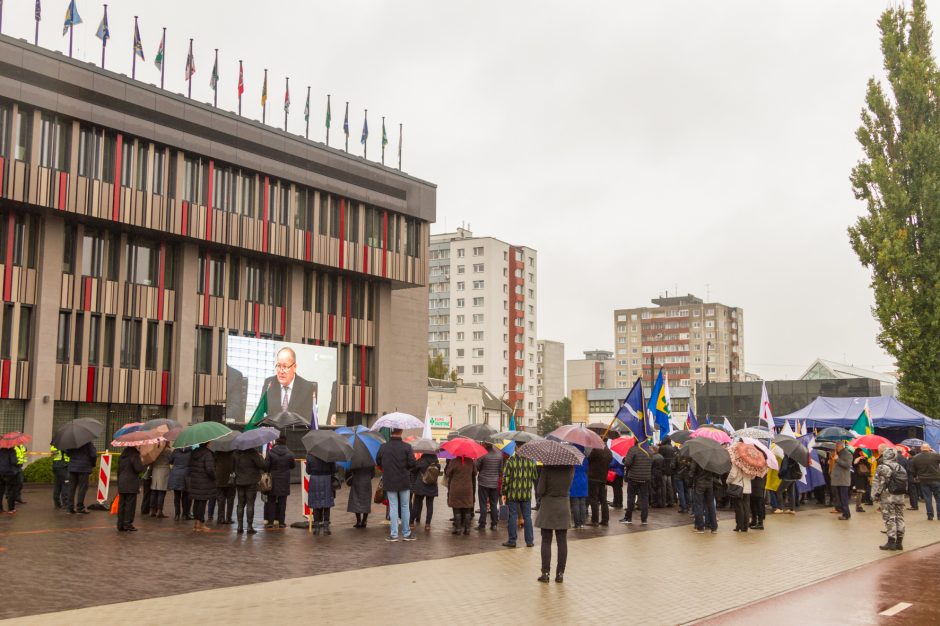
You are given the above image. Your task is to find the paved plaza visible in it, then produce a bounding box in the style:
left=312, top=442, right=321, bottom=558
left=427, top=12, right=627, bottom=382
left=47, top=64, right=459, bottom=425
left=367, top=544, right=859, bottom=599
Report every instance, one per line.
left=2, top=484, right=938, bottom=624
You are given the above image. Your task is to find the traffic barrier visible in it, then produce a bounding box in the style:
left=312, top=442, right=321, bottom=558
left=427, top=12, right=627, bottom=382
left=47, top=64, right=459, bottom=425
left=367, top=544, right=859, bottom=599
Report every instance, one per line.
left=301, top=459, right=311, bottom=517
left=96, top=452, right=112, bottom=504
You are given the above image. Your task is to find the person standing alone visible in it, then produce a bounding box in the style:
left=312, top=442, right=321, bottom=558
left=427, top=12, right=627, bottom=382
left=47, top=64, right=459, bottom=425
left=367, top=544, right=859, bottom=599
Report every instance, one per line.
left=116, top=446, right=145, bottom=532
left=873, top=446, right=907, bottom=550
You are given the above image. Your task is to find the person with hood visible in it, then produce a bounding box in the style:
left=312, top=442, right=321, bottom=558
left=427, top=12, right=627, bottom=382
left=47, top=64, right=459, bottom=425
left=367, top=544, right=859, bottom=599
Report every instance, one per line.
left=116, top=446, right=145, bottom=532
left=375, top=429, right=416, bottom=541
left=830, top=441, right=853, bottom=520
left=536, top=464, right=574, bottom=583
left=410, top=452, right=440, bottom=531
left=234, top=447, right=265, bottom=534
left=659, top=437, right=678, bottom=507
left=347, top=463, right=374, bottom=529
left=474, top=442, right=504, bottom=531
left=168, top=447, right=192, bottom=521
left=569, top=452, right=589, bottom=529
left=445, top=455, right=477, bottom=536
left=188, top=444, right=216, bottom=531
left=587, top=444, right=613, bottom=526
left=264, top=436, right=296, bottom=528
left=0, top=444, right=20, bottom=514
left=66, top=440, right=97, bottom=514
left=621, top=441, right=652, bottom=525
left=149, top=445, right=171, bottom=518
left=872, top=445, right=907, bottom=550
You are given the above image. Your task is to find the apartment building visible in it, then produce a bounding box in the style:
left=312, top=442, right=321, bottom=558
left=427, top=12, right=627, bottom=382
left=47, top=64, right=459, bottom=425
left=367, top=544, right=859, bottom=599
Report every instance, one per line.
left=566, top=349, right=617, bottom=397
left=536, top=339, right=564, bottom=419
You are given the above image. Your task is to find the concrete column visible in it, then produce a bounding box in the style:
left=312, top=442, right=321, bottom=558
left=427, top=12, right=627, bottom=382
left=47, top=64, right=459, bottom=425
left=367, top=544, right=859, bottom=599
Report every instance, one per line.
left=288, top=265, right=304, bottom=341
left=374, top=283, right=427, bottom=419
left=168, top=242, right=197, bottom=425
left=24, top=214, right=65, bottom=444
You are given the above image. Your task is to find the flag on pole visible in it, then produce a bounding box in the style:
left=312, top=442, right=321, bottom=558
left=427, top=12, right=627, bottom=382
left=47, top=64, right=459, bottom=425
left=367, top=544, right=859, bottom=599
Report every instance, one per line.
left=422, top=409, right=433, bottom=440
left=507, top=408, right=517, bottom=432
left=797, top=435, right=826, bottom=493
left=95, top=5, right=108, bottom=42
left=309, top=403, right=319, bottom=430
left=261, top=72, right=268, bottom=107
left=63, top=0, right=81, bottom=35
left=303, top=90, right=310, bottom=122
left=35, top=0, right=41, bottom=22
left=361, top=113, right=368, bottom=144
left=237, top=62, right=244, bottom=96
left=325, top=97, right=331, bottom=129
left=382, top=118, right=388, bottom=148
left=244, top=383, right=269, bottom=431
left=284, top=80, right=290, bottom=113
left=154, top=30, right=165, bottom=71
left=722, top=417, right=734, bottom=434
left=185, top=44, right=195, bottom=80
left=133, top=20, right=144, bottom=61
left=686, top=406, right=698, bottom=430
left=343, top=102, right=349, bottom=137
left=614, top=378, right=653, bottom=448
left=743, top=421, right=748, bottom=430
left=648, top=368, right=672, bottom=436
left=851, top=400, right=874, bottom=436
left=209, top=55, right=219, bottom=91
left=759, top=381, right=774, bottom=430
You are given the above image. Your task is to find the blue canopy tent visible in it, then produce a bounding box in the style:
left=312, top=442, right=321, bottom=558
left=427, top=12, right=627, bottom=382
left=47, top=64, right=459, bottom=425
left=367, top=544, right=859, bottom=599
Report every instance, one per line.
left=775, top=396, right=940, bottom=450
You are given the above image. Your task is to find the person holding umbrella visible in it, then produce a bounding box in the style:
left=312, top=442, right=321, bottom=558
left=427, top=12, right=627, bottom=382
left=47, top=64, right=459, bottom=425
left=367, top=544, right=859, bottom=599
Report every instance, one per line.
left=234, top=445, right=265, bottom=534
left=66, top=440, right=97, bottom=515
left=829, top=441, right=853, bottom=521
left=264, top=436, right=296, bottom=529
left=169, top=447, right=192, bottom=521
left=149, top=445, right=171, bottom=519
left=306, top=450, right=338, bottom=536
left=212, top=436, right=237, bottom=526
left=116, top=444, right=145, bottom=531
left=500, top=442, right=538, bottom=547
left=410, top=450, right=440, bottom=532
left=50, top=443, right=70, bottom=510
left=852, top=448, right=872, bottom=513
left=188, top=444, right=216, bottom=532
left=621, top=440, right=652, bottom=526
left=376, top=429, right=417, bottom=542
left=0, top=443, right=19, bottom=514
left=475, top=442, right=504, bottom=531
left=445, top=442, right=479, bottom=536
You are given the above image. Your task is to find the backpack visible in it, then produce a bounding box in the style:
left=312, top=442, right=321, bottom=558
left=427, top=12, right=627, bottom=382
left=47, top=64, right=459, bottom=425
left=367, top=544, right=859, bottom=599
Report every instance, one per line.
left=422, top=464, right=440, bottom=485
left=887, top=464, right=908, bottom=495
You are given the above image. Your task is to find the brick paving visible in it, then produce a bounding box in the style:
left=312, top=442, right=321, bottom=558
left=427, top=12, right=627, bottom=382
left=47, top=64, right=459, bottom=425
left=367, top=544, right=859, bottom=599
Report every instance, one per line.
left=4, top=483, right=939, bottom=625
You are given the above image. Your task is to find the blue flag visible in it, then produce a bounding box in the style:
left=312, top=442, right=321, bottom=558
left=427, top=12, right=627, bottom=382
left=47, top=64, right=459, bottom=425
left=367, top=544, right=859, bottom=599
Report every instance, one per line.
left=507, top=409, right=516, bottom=432
left=614, top=378, right=652, bottom=447
left=309, top=403, right=319, bottom=430
left=796, top=435, right=825, bottom=494
left=686, top=406, right=698, bottom=430
left=648, top=368, right=672, bottom=436
left=63, top=0, right=82, bottom=35
left=361, top=115, right=369, bottom=144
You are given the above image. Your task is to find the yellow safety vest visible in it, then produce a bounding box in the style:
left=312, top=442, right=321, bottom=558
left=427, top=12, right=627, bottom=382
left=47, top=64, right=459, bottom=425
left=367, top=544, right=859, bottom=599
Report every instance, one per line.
left=50, top=445, right=70, bottom=463
left=14, top=445, right=26, bottom=465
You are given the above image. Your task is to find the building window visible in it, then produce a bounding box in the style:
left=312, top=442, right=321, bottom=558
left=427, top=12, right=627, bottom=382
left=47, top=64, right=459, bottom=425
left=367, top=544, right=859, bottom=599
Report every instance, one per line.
left=56, top=311, right=71, bottom=363
left=63, top=224, right=77, bottom=274
left=0, top=304, right=13, bottom=360
left=14, top=108, right=31, bottom=162
left=0, top=104, right=9, bottom=159
left=473, top=297, right=484, bottom=307
left=472, top=365, right=484, bottom=374
left=197, top=251, right=225, bottom=297
left=77, top=126, right=115, bottom=182
left=473, top=280, right=484, bottom=289
left=229, top=256, right=240, bottom=299
left=125, top=238, right=159, bottom=286
left=195, top=327, right=212, bottom=374
left=473, top=263, right=484, bottom=273
left=39, top=114, right=70, bottom=170
left=473, top=348, right=484, bottom=358
left=144, top=321, right=159, bottom=370
left=163, top=323, right=173, bottom=370
left=88, top=314, right=100, bottom=366
left=473, top=246, right=484, bottom=256
left=473, top=331, right=484, bottom=341
left=457, top=248, right=465, bottom=258
left=16, top=306, right=31, bottom=361
left=268, top=265, right=286, bottom=306
left=246, top=260, right=265, bottom=303
left=472, top=314, right=484, bottom=323
left=120, top=318, right=142, bottom=369
left=103, top=316, right=115, bottom=367
left=73, top=313, right=84, bottom=365
left=183, top=156, right=209, bottom=205
left=0, top=213, right=40, bottom=269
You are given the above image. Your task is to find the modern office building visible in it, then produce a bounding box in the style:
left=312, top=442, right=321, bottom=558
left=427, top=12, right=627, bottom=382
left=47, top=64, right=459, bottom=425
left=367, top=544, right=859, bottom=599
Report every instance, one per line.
left=0, top=36, right=435, bottom=447
left=428, top=227, right=537, bottom=427
left=614, top=294, right=744, bottom=390
left=566, top=349, right=617, bottom=397
left=536, top=339, right=564, bottom=419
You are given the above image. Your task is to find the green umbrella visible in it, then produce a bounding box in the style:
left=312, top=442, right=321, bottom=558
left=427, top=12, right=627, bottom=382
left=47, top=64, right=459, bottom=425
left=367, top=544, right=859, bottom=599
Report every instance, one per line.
left=173, top=422, right=232, bottom=449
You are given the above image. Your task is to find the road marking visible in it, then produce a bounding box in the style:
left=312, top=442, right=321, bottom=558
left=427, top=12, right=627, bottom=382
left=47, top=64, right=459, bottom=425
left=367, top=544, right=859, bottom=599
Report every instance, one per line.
left=879, top=602, right=912, bottom=617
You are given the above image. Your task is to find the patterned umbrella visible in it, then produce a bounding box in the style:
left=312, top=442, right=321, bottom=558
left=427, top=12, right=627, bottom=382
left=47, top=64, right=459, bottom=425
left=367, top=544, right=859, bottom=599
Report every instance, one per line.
left=690, top=427, right=732, bottom=445
left=517, top=439, right=585, bottom=466
left=111, top=429, right=165, bottom=448
left=440, top=436, right=488, bottom=460
left=232, top=427, right=280, bottom=451
left=0, top=432, right=31, bottom=449
left=742, top=437, right=779, bottom=471
left=734, top=427, right=773, bottom=441
left=371, top=412, right=424, bottom=431
left=548, top=424, right=605, bottom=449
left=730, top=442, right=767, bottom=477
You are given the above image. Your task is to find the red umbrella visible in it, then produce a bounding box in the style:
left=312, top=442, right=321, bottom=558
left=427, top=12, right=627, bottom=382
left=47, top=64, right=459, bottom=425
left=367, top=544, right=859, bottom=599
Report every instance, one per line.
left=609, top=437, right=636, bottom=458
left=440, top=436, right=487, bottom=460
left=548, top=424, right=605, bottom=449
left=0, top=432, right=31, bottom=449
left=851, top=434, right=892, bottom=451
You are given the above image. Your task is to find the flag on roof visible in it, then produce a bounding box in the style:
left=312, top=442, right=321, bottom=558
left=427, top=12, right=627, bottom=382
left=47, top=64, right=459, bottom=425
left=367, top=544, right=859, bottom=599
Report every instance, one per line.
left=284, top=81, right=290, bottom=113
left=237, top=62, right=244, bottom=96
left=261, top=72, right=268, bottom=107
left=185, top=43, right=196, bottom=80
left=133, top=21, right=145, bottom=61
left=210, top=55, right=219, bottom=91
left=95, top=5, right=109, bottom=42
left=361, top=113, right=369, bottom=144
left=63, top=0, right=82, bottom=36
left=154, top=31, right=165, bottom=71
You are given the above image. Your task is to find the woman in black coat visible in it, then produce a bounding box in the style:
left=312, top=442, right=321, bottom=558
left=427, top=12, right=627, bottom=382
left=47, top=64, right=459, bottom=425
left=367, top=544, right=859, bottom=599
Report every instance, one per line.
left=264, top=437, right=296, bottom=528
left=346, top=465, right=374, bottom=528
left=234, top=448, right=265, bottom=534
left=116, top=446, right=145, bottom=532
left=410, top=453, right=440, bottom=531
left=188, top=445, right=216, bottom=531
left=306, top=454, right=337, bottom=536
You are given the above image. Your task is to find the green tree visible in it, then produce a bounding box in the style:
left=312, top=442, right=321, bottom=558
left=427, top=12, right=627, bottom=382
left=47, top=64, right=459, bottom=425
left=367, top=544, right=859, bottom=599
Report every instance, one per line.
left=538, top=397, right=572, bottom=435
left=850, top=0, right=940, bottom=416
left=427, top=354, right=457, bottom=381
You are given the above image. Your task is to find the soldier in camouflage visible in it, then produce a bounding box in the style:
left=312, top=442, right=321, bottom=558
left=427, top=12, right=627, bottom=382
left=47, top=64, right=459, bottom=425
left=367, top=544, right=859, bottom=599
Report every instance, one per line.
left=872, top=446, right=906, bottom=551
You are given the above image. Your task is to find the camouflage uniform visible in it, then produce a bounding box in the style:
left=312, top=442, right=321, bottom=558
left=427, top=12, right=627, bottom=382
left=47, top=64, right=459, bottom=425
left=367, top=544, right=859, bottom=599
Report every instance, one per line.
left=872, top=448, right=906, bottom=541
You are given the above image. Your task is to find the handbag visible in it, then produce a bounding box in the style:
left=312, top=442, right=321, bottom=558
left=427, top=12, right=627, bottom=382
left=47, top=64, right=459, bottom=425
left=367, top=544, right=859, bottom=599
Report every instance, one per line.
left=258, top=472, right=273, bottom=493
left=726, top=483, right=744, bottom=498
left=373, top=477, right=385, bottom=504
left=331, top=475, right=342, bottom=492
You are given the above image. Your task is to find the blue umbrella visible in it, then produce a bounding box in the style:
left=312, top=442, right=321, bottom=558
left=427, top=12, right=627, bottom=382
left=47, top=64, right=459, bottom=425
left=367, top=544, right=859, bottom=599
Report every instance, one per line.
left=232, top=427, right=279, bottom=451
left=113, top=422, right=145, bottom=438
left=338, top=428, right=383, bottom=469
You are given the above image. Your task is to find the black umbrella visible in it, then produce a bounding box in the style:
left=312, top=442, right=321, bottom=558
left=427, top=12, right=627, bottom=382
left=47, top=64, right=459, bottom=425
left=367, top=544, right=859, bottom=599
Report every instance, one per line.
left=816, top=427, right=854, bottom=443
left=679, top=438, right=732, bottom=474
left=669, top=431, right=693, bottom=445
left=262, top=411, right=309, bottom=429
left=347, top=436, right=379, bottom=469
left=457, top=423, right=497, bottom=442
left=53, top=418, right=103, bottom=450
left=773, top=435, right=809, bottom=466
left=493, top=430, right=543, bottom=443
left=208, top=431, right=239, bottom=452
left=302, top=430, right=353, bottom=463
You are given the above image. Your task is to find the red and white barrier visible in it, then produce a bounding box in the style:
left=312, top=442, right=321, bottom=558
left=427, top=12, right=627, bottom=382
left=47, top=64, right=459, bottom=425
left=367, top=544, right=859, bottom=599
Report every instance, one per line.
left=301, top=459, right=311, bottom=517
left=97, top=452, right=112, bottom=504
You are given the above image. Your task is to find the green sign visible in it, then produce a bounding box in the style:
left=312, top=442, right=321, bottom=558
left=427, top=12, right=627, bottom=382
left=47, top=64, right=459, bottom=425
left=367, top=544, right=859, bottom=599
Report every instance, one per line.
left=429, top=416, right=452, bottom=429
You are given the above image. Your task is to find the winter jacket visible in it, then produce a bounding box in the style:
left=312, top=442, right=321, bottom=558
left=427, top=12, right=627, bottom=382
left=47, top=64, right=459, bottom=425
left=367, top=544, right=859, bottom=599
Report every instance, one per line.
left=117, top=447, right=145, bottom=494
left=411, top=453, right=441, bottom=498
left=346, top=466, right=374, bottom=514
left=167, top=449, right=191, bottom=491
left=872, top=448, right=906, bottom=504
left=150, top=447, right=171, bottom=491
left=233, top=449, right=264, bottom=486
left=911, top=451, right=940, bottom=483
left=659, top=442, right=677, bottom=475
left=445, top=458, right=476, bottom=509
left=750, top=474, right=766, bottom=498
left=214, top=450, right=235, bottom=488
left=264, top=444, right=296, bottom=497
left=375, top=437, right=416, bottom=492
left=535, top=465, right=574, bottom=530
left=726, top=464, right=753, bottom=496
left=852, top=452, right=871, bottom=490
left=830, top=447, right=853, bottom=488
left=651, top=453, right=665, bottom=479
left=569, top=458, right=589, bottom=498
left=691, top=462, right=719, bottom=493
left=474, top=448, right=504, bottom=489
left=624, top=445, right=652, bottom=482
left=306, top=455, right=336, bottom=508
left=0, top=448, right=19, bottom=475
left=67, top=442, right=97, bottom=474
left=187, top=446, right=216, bottom=500
left=587, top=447, right=613, bottom=483
left=501, top=454, right=537, bottom=502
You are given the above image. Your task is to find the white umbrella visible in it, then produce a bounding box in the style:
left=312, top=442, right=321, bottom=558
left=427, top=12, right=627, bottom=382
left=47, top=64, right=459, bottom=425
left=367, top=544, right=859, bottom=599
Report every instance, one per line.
left=371, top=412, right=424, bottom=431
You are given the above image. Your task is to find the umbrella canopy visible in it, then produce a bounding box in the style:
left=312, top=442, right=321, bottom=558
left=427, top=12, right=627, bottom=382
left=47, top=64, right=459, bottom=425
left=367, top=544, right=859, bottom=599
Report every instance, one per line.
left=679, top=438, right=732, bottom=474
left=690, top=427, right=732, bottom=445
left=587, top=422, right=611, bottom=432
left=456, top=422, right=498, bottom=442
left=734, top=427, right=773, bottom=442
left=173, top=422, right=233, bottom=449
left=338, top=429, right=384, bottom=469
left=493, top=430, right=543, bottom=444
left=901, top=438, right=926, bottom=449
left=113, top=422, right=145, bottom=439
left=371, top=412, right=425, bottom=431
left=816, top=427, right=855, bottom=443
left=261, top=411, right=309, bottom=429
left=139, top=441, right=168, bottom=465
left=813, top=441, right=837, bottom=451
left=0, top=432, right=31, bottom=449
left=773, top=435, right=809, bottom=466
left=163, top=427, right=183, bottom=442
left=609, top=436, right=636, bottom=462
left=336, top=425, right=371, bottom=436
left=112, top=429, right=165, bottom=448
left=52, top=418, right=104, bottom=450
left=742, top=437, right=779, bottom=471
left=851, top=434, right=893, bottom=451
left=440, top=436, right=488, bottom=460
left=208, top=431, right=239, bottom=452
left=302, top=430, right=354, bottom=462
left=233, top=427, right=280, bottom=451
left=730, top=442, right=767, bottom=477
left=142, top=418, right=182, bottom=431
left=517, top=439, right=585, bottom=466
left=548, top=424, right=605, bottom=449
left=669, top=431, right=693, bottom=445
left=411, top=438, right=440, bottom=454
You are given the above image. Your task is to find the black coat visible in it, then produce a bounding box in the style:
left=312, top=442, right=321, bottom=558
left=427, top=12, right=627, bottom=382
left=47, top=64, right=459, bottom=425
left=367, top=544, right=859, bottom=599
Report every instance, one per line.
left=659, top=443, right=677, bottom=475
left=264, top=444, right=296, bottom=497
left=691, top=463, right=719, bottom=493
left=411, top=453, right=441, bottom=498
left=214, top=451, right=235, bottom=487
left=376, top=437, right=416, bottom=492
left=117, top=447, right=145, bottom=493
left=67, top=442, right=97, bottom=474
left=187, top=447, right=216, bottom=500
left=234, top=449, right=264, bottom=486
left=587, top=447, right=613, bottom=483
left=624, top=445, right=652, bottom=482
left=0, top=448, right=19, bottom=475
left=346, top=466, right=373, bottom=514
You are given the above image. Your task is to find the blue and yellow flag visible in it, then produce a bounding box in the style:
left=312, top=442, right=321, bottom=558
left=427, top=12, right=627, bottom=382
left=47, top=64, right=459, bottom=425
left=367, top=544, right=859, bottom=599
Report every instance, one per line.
left=63, top=0, right=82, bottom=36
left=614, top=378, right=652, bottom=448
left=648, top=368, right=672, bottom=436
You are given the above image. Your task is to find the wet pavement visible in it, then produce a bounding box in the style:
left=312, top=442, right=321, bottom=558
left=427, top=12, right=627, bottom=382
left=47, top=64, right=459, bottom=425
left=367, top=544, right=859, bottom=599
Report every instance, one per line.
left=0, top=482, right=689, bottom=620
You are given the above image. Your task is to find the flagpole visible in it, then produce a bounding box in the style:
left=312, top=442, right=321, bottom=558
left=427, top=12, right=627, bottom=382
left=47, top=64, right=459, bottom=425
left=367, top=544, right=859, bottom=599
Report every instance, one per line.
left=100, top=5, right=107, bottom=69
left=284, top=77, right=289, bottom=132
left=213, top=48, right=218, bottom=107
left=238, top=60, right=243, bottom=116
left=305, top=86, right=310, bottom=139
left=159, top=28, right=166, bottom=89
left=69, top=20, right=74, bottom=58
left=381, top=116, right=385, bottom=165
left=398, top=123, right=403, bottom=170
left=187, top=39, right=193, bottom=98
left=325, top=94, right=331, bottom=146
left=344, top=101, right=349, bottom=152
left=131, top=16, right=138, bottom=79
left=262, top=69, right=267, bottom=124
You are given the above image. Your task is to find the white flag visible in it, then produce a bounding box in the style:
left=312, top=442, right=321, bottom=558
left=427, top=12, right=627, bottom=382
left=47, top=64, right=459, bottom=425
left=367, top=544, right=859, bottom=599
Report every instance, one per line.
left=759, top=382, right=774, bottom=430
left=422, top=408, right=433, bottom=440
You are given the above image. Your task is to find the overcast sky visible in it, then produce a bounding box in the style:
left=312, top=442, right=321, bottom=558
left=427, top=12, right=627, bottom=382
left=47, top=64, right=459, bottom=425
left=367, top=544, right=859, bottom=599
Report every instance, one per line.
left=4, top=1, right=919, bottom=380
